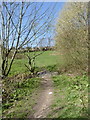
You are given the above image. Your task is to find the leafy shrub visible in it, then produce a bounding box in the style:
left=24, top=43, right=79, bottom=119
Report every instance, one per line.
left=55, top=2, right=88, bottom=73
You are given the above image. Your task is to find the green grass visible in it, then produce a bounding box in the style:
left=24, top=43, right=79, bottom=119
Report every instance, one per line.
left=2, top=77, right=41, bottom=118
left=9, top=51, right=60, bottom=76
left=3, top=50, right=61, bottom=118
left=35, top=51, right=59, bottom=67
left=48, top=74, right=88, bottom=118
left=4, top=50, right=89, bottom=118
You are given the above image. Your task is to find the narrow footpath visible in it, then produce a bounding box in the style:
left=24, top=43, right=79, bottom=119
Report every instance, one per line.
left=29, top=72, right=56, bottom=118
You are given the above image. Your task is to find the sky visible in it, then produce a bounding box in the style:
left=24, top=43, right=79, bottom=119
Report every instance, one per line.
left=0, top=2, right=65, bottom=48
left=30, top=2, right=65, bottom=47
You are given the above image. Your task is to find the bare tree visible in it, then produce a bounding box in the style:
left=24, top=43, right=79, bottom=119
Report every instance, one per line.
left=0, top=2, right=56, bottom=78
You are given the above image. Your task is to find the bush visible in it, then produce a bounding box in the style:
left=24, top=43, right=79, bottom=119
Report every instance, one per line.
left=55, top=2, right=88, bottom=73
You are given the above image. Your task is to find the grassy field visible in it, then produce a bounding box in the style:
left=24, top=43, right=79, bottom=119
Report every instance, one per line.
left=3, top=50, right=89, bottom=118
left=9, top=51, right=60, bottom=76
left=3, top=50, right=60, bottom=118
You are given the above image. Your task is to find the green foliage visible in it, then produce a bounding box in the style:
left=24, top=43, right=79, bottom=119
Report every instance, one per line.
left=2, top=77, right=41, bottom=118
left=2, top=50, right=60, bottom=118
left=55, top=2, right=88, bottom=73
left=46, top=65, right=58, bottom=72
left=49, top=74, right=88, bottom=118
left=9, top=78, right=40, bottom=100
left=9, top=51, right=59, bottom=76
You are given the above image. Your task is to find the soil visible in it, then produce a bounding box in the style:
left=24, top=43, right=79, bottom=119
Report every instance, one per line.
left=28, top=72, right=56, bottom=118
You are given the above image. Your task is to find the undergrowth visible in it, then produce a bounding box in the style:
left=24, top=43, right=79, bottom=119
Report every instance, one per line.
left=48, top=73, right=89, bottom=118
left=2, top=77, right=41, bottom=118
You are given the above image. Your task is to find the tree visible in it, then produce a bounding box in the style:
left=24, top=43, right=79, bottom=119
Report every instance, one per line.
left=0, top=2, right=56, bottom=78
left=55, top=2, right=88, bottom=73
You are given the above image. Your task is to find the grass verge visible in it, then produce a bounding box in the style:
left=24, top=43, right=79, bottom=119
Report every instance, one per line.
left=48, top=73, right=89, bottom=118
left=2, top=77, right=41, bottom=118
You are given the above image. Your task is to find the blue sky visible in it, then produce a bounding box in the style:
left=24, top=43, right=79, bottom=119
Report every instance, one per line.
left=29, top=2, right=65, bottom=47
left=37, top=2, right=65, bottom=18
left=13, top=2, right=65, bottom=48
left=1, top=2, right=65, bottom=48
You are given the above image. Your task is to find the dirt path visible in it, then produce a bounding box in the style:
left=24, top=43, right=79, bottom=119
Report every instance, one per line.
left=29, top=72, right=54, bottom=118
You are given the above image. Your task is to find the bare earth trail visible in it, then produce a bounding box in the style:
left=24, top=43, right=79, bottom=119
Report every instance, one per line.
left=29, top=72, right=57, bottom=118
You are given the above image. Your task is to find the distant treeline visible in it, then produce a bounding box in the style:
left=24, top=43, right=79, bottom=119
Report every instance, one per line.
left=17, top=46, right=55, bottom=53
